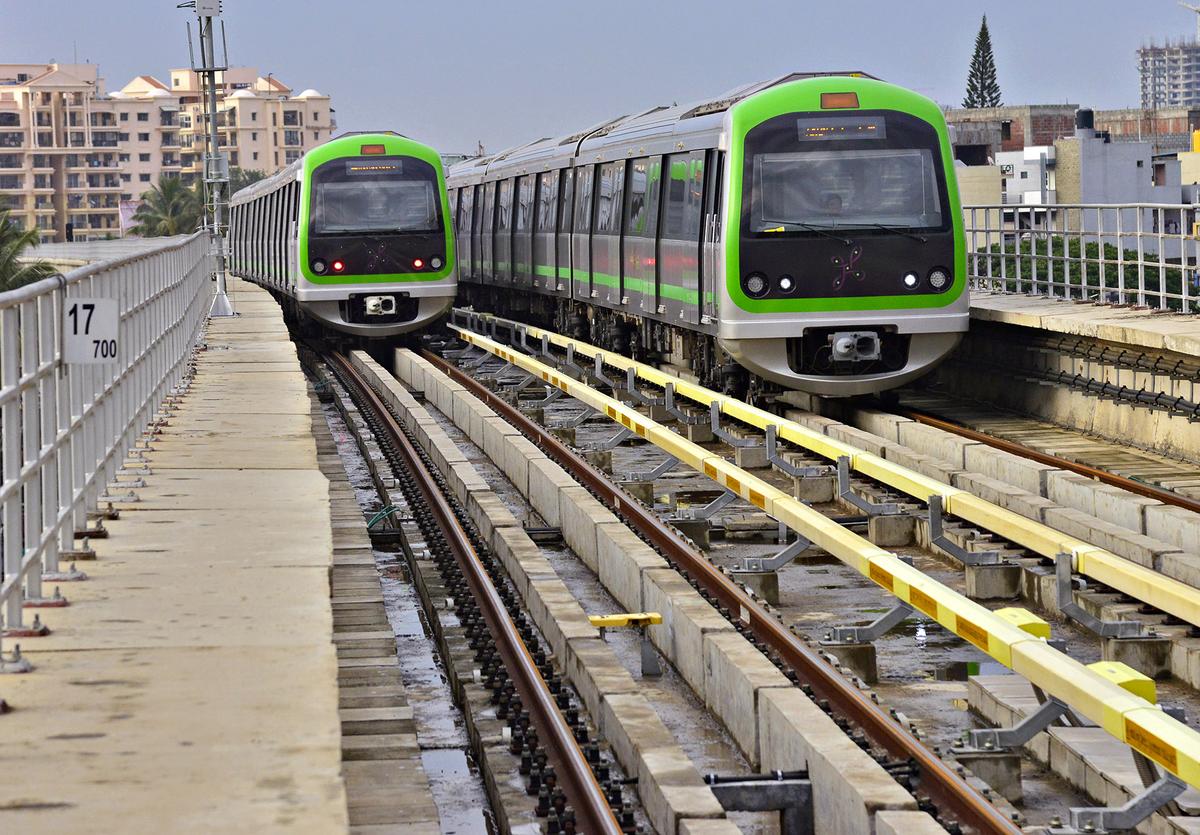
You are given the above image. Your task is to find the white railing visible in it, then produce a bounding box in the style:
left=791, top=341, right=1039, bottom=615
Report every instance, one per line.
left=964, top=203, right=1200, bottom=313
left=0, top=233, right=211, bottom=668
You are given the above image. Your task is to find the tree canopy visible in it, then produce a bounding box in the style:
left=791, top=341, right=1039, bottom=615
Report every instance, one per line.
left=131, top=175, right=202, bottom=237
left=0, top=209, right=57, bottom=293
left=963, top=15, right=1002, bottom=108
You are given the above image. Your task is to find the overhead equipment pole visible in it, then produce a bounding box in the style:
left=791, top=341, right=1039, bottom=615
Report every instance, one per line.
left=184, top=0, right=235, bottom=317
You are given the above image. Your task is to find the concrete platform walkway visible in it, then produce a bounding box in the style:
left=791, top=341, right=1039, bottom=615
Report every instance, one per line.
left=971, top=292, right=1200, bottom=356
left=0, top=280, right=348, bottom=832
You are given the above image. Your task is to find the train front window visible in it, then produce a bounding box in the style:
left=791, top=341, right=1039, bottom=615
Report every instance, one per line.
left=310, top=155, right=442, bottom=235
left=741, top=110, right=949, bottom=236
left=751, top=148, right=941, bottom=232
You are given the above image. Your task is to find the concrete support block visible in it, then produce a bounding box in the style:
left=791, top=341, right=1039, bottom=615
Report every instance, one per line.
left=702, top=631, right=794, bottom=765
left=671, top=517, right=711, bottom=549
left=867, top=514, right=915, bottom=547
left=520, top=406, right=544, bottom=425
left=897, top=421, right=981, bottom=468
left=549, top=425, right=577, bottom=446
left=583, top=448, right=613, bottom=473
left=734, top=444, right=768, bottom=470
left=1145, top=505, right=1200, bottom=554
left=851, top=408, right=915, bottom=445
left=875, top=810, right=949, bottom=835
left=731, top=570, right=779, bottom=606
left=619, top=480, right=655, bottom=506
left=758, top=688, right=917, bottom=835
left=599, top=692, right=678, bottom=779
left=559, top=485, right=615, bottom=571
left=466, top=490, right=521, bottom=544
left=491, top=525, right=557, bottom=599
left=966, top=564, right=1022, bottom=600
left=793, top=475, right=835, bottom=503
left=637, top=747, right=727, bottom=835
left=596, top=523, right=670, bottom=612
left=963, top=444, right=1056, bottom=497
left=563, top=637, right=641, bottom=729
left=883, top=445, right=964, bottom=486
left=954, top=750, right=1023, bottom=803
left=481, top=416, right=520, bottom=469
left=501, top=435, right=544, bottom=498
left=679, top=820, right=743, bottom=835
left=1043, top=506, right=1184, bottom=571
left=524, top=576, right=598, bottom=665
left=642, top=568, right=735, bottom=698
left=1045, top=471, right=1100, bottom=517
left=685, top=422, right=715, bottom=443
left=1161, top=553, right=1200, bottom=589
left=822, top=641, right=877, bottom=685
left=951, top=470, right=1058, bottom=524
left=826, top=424, right=891, bottom=457
left=1102, top=636, right=1173, bottom=680
left=1092, top=485, right=1161, bottom=535
left=527, top=457, right=577, bottom=527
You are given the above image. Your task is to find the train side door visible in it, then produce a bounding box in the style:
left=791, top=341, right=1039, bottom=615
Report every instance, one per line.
left=571, top=165, right=595, bottom=302
left=556, top=170, right=574, bottom=297
left=700, top=150, right=724, bottom=324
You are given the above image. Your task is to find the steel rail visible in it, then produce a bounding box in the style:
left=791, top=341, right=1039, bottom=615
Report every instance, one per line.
left=897, top=407, right=1200, bottom=515
left=423, top=348, right=1020, bottom=835
left=328, top=352, right=622, bottom=835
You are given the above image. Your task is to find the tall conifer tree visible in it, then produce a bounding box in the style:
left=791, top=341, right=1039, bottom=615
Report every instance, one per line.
left=963, top=15, right=1002, bottom=108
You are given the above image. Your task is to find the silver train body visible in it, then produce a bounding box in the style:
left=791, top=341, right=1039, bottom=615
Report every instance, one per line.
left=446, top=72, right=968, bottom=396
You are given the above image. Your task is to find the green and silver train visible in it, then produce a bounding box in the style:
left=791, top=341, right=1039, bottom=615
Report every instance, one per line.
left=446, top=73, right=966, bottom=396
left=228, top=132, right=456, bottom=337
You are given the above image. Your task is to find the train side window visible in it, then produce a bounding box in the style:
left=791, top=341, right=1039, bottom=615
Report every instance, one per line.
left=661, top=151, right=705, bottom=241
left=497, top=179, right=514, bottom=233
left=535, top=171, right=557, bottom=231
left=573, top=165, right=594, bottom=233
left=624, top=156, right=660, bottom=239
left=559, top=170, right=574, bottom=233
left=515, top=175, right=533, bottom=233
left=594, top=161, right=625, bottom=235
left=460, top=186, right=473, bottom=235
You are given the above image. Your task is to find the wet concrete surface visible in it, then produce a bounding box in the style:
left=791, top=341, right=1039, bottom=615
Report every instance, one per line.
left=324, top=401, right=495, bottom=834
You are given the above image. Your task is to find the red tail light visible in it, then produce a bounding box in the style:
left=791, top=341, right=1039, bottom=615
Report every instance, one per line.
left=332, top=260, right=345, bottom=272
left=360, top=144, right=386, bottom=155
left=412, top=258, right=425, bottom=270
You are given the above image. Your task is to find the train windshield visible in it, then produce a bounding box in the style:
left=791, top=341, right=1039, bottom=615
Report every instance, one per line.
left=742, top=110, right=949, bottom=236
left=310, top=155, right=442, bottom=235
left=750, top=149, right=942, bottom=232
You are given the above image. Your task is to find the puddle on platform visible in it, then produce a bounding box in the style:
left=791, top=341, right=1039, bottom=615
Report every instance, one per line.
left=421, top=748, right=494, bottom=834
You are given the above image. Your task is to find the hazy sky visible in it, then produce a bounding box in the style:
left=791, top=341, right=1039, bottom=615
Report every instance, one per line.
left=2, top=1, right=1196, bottom=154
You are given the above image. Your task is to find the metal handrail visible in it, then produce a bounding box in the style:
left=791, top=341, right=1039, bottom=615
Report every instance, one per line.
left=962, top=202, right=1200, bottom=312
left=0, top=231, right=211, bottom=663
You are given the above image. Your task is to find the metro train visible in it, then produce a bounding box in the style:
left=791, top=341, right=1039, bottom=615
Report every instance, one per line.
left=227, top=131, right=456, bottom=338
left=446, top=73, right=967, bottom=396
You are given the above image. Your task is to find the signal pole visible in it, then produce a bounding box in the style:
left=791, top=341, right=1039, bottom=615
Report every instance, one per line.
left=184, top=0, right=235, bottom=316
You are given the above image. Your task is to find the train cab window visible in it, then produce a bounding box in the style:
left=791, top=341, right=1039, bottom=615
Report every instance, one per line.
left=515, top=175, right=534, bottom=232
left=573, top=166, right=594, bottom=232
left=624, top=157, right=661, bottom=238
left=535, top=171, right=558, bottom=231
left=594, top=161, right=625, bottom=235
left=661, top=152, right=705, bottom=241
left=309, top=155, right=441, bottom=236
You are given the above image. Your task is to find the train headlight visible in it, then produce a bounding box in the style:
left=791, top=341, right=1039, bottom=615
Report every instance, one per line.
left=430, top=256, right=443, bottom=270
left=902, top=272, right=920, bottom=289
left=928, top=268, right=950, bottom=290
left=777, top=274, right=796, bottom=294
left=312, top=258, right=327, bottom=274
left=744, top=272, right=769, bottom=298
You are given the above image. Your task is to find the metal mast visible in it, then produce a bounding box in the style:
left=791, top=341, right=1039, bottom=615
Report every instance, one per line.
left=183, top=0, right=235, bottom=316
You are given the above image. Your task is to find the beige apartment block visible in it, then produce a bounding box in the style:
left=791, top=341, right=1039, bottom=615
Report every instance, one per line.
left=0, top=62, right=334, bottom=242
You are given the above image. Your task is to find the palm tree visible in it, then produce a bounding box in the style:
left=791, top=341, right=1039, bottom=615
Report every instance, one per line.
left=0, top=209, right=56, bottom=293
left=131, top=175, right=201, bottom=237
left=228, top=167, right=267, bottom=195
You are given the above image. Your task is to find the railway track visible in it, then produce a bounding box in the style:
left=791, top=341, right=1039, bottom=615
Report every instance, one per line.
left=322, top=350, right=624, bottom=835
left=891, top=393, right=1200, bottom=515
left=439, top=310, right=1200, bottom=833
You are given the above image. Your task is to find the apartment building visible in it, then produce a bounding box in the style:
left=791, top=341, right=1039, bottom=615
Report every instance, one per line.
left=1138, top=39, right=1200, bottom=110
left=0, top=62, right=334, bottom=241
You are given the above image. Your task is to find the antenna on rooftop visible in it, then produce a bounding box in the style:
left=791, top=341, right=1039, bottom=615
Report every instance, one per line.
left=1180, top=1, right=1200, bottom=40
left=182, top=0, right=235, bottom=317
